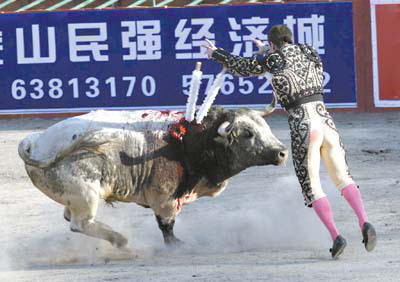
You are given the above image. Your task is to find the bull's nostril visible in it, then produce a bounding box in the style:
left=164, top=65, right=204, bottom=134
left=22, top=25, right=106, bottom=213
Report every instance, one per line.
left=278, top=150, right=288, bottom=160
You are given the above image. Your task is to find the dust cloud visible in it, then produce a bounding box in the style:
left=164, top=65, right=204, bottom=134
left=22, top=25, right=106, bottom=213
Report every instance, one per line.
left=2, top=172, right=342, bottom=270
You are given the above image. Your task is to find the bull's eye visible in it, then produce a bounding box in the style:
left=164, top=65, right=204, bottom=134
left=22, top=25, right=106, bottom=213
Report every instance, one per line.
left=243, top=129, right=254, bottom=139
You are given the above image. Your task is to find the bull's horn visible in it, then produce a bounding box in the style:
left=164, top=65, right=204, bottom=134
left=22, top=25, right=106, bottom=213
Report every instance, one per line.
left=259, top=93, right=277, bottom=117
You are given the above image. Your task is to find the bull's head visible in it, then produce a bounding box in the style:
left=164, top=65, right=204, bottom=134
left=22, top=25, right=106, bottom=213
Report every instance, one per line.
left=214, top=108, right=288, bottom=167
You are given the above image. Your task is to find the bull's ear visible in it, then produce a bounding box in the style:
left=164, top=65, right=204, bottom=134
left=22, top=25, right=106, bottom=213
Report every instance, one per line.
left=214, top=135, right=234, bottom=146
left=214, top=136, right=229, bottom=146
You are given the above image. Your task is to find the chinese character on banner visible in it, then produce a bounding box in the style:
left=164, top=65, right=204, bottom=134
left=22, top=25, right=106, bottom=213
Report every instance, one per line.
left=228, top=17, right=269, bottom=57
left=68, top=22, right=109, bottom=62
left=175, top=18, right=214, bottom=59
left=284, top=14, right=325, bottom=54
left=16, top=24, right=56, bottom=64
left=0, top=31, right=3, bottom=65
left=121, top=20, right=161, bottom=61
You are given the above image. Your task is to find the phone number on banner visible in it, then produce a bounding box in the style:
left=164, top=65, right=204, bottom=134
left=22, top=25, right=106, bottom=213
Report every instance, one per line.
left=10, top=76, right=157, bottom=100
left=182, top=72, right=331, bottom=95
left=10, top=72, right=331, bottom=100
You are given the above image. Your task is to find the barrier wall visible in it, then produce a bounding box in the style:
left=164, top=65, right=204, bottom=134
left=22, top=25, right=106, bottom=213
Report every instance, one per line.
left=0, top=2, right=357, bottom=115
left=370, top=0, right=400, bottom=108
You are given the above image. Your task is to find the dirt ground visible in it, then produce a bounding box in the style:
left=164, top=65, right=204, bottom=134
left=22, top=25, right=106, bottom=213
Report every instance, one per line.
left=0, top=111, right=399, bottom=282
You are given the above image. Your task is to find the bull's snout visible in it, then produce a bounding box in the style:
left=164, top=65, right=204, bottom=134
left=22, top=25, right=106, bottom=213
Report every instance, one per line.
left=275, top=148, right=289, bottom=165
left=18, top=139, right=31, bottom=158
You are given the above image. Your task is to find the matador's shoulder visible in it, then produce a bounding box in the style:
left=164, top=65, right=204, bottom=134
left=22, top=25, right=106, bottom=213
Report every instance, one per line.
left=298, top=44, right=322, bottom=66
left=256, top=51, right=286, bottom=74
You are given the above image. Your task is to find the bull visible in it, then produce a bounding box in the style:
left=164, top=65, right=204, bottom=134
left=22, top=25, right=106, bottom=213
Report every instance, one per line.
left=18, top=107, right=287, bottom=249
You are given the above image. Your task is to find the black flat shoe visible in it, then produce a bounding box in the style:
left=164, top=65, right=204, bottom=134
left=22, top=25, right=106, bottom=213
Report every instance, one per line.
left=330, top=235, right=347, bottom=259
left=362, top=222, right=377, bottom=252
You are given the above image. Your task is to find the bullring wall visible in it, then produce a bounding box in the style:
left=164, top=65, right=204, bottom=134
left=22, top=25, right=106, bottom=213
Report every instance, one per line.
left=0, top=0, right=398, bottom=118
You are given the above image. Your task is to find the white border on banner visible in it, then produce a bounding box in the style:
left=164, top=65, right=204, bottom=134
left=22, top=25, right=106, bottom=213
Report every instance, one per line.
left=370, top=0, right=400, bottom=107
left=0, top=103, right=357, bottom=115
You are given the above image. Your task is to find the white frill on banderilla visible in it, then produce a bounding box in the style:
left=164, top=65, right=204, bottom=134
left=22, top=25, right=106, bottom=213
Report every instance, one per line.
left=184, top=65, right=202, bottom=122
left=184, top=62, right=227, bottom=124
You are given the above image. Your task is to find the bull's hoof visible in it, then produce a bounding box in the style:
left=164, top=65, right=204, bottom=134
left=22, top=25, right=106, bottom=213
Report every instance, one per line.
left=110, top=234, right=128, bottom=249
left=165, top=237, right=185, bottom=248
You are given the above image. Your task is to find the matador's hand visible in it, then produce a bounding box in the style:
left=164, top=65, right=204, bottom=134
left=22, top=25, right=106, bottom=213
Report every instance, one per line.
left=252, top=38, right=270, bottom=55
left=202, top=39, right=217, bottom=59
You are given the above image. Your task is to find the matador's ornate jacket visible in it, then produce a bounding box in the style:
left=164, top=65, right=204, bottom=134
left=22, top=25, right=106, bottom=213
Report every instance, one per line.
left=212, top=43, right=324, bottom=110
left=212, top=44, right=354, bottom=207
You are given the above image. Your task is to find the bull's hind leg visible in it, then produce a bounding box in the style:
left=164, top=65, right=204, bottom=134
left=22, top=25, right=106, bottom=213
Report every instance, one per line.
left=69, top=190, right=128, bottom=249
left=155, top=215, right=183, bottom=247
left=72, top=219, right=128, bottom=249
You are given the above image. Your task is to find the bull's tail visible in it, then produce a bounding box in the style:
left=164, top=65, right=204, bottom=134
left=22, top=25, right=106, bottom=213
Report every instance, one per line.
left=18, top=131, right=113, bottom=168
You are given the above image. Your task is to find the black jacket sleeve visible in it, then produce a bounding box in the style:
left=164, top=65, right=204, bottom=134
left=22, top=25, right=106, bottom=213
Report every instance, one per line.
left=212, top=48, right=285, bottom=77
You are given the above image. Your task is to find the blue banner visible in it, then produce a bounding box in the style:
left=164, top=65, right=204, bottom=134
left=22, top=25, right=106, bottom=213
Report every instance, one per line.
left=0, top=3, right=356, bottom=114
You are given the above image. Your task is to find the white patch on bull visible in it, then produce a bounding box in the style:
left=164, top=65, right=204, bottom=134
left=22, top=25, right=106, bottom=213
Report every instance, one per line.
left=175, top=179, right=228, bottom=214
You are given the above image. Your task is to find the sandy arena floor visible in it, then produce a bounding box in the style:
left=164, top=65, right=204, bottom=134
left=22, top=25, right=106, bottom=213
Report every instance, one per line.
left=0, top=111, right=399, bottom=282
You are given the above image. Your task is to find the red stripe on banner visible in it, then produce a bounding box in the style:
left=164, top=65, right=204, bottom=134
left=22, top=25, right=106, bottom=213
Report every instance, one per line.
left=376, top=4, right=400, bottom=101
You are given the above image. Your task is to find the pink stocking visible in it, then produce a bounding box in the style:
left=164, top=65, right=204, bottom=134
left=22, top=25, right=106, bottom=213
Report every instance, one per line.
left=342, top=184, right=368, bottom=229
left=313, top=197, right=340, bottom=241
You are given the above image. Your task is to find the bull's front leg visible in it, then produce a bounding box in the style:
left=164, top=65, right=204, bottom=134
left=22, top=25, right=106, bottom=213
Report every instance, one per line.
left=155, top=215, right=184, bottom=247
